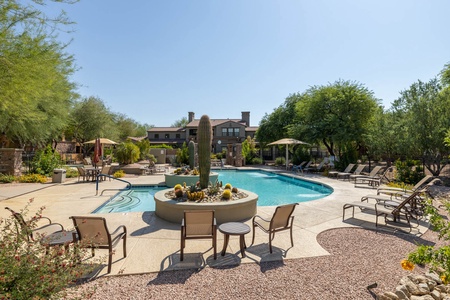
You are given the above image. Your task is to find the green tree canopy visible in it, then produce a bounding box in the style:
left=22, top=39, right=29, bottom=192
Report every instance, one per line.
left=391, top=78, right=450, bottom=175
left=289, top=80, right=379, bottom=157
left=171, top=117, right=188, bottom=128
left=255, top=94, right=299, bottom=146
left=0, top=0, right=77, bottom=147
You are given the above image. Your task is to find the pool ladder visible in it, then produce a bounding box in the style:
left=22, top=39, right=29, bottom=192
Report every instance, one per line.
left=95, top=174, right=131, bottom=196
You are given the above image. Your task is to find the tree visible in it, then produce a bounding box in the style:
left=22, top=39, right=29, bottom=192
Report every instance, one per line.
left=256, top=94, right=299, bottom=146
left=66, top=96, right=116, bottom=153
left=0, top=0, right=78, bottom=148
left=289, top=80, right=379, bottom=157
left=171, top=117, right=188, bottom=128
left=391, top=78, right=450, bottom=175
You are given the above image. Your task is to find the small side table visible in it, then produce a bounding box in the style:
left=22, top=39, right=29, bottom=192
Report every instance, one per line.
left=41, top=230, right=78, bottom=253
left=219, top=222, right=251, bottom=258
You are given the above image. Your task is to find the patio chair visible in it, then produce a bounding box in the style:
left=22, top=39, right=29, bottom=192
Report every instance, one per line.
left=337, top=164, right=366, bottom=181
left=83, top=157, right=92, bottom=166
left=100, top=165, right=112, bottom=181
left=5, top=207, right=64, bottom=242
left=328, top=163, right=355, bottom=178
left=76, top=166, right=91, bottom=182
left=180, top=210, right=217, bottom=261
left=70, top=216, right=127, bottom=273
left=343, top=191, right=423, bottom=232
left=376, top=175, right=434, bottom=197
left=251, top=203, right=298, bottom=253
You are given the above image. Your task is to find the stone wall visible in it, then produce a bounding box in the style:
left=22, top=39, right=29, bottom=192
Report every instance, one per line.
left=0, top=148, right=23, bottom=176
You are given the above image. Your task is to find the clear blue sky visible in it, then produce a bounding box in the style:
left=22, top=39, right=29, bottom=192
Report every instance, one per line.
left=50, top=0, right=449, bottom=127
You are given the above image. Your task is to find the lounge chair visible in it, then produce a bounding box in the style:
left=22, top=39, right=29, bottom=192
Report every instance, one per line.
left=350, top=165, right=384, bottom=182
left=342, top=191, right=423, bottom=232
left=292, top=161, right=307, bottom=173
left=303, top=159, right=327, bottom=173
left=251, top=203, right=298, bottom=253
left=5, top=207, right=65, bottom=242
left=377, top=175, right=434, bottom=197
left=328, top=163, right=355, bottom=178
left=180, top=210, right=217, bottom=261
left=337, top=164, right=366, bottom=181
left=70, top=216, right=127, bottom=273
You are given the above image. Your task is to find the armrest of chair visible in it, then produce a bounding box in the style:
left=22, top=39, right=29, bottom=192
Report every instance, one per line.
left=110, top=225, right=127, bottom=237
left=252, top=214, right=270, bottom=224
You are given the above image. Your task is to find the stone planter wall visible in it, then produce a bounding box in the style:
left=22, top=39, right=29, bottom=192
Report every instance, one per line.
left=0, top=148, right=23, bottom=176
left=154, top=188, right=258, bottom=224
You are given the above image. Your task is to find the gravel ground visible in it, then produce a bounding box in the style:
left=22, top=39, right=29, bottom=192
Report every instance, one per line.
left=63, top=227, right=443, bottom=300
left=63, top=186, right=450, bottom=300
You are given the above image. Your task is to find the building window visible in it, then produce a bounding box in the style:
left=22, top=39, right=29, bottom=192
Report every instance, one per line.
left=176, top=134, right=180, bottom=139
left=233, top=128, right=240, bottom=136
left=189, top=129, right=197, bottom=136
left=165, top=134, right=170, bottom=139
left=155, top=134, right=159, bottom=139
left=222, top=128, right=240, bottom=137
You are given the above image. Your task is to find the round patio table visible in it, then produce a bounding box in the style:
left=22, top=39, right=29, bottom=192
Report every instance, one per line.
left=219, top=222, right=251, bottom=258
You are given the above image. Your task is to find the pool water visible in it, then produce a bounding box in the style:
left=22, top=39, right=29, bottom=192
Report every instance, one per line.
left=93, top=170, right=332, bottom=213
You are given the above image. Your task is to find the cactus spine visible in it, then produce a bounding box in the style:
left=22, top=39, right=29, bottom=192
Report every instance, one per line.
left=188, top=140, right=195, bottom=169
left=198, top=115, right=212, bottom=189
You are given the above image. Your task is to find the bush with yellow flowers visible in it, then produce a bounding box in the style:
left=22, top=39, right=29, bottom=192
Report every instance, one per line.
left=401, top=198, right=450, bottom=282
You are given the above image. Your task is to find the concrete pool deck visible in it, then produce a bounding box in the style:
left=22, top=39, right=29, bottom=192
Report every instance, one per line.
left=0, top=167, right=429, bottom=277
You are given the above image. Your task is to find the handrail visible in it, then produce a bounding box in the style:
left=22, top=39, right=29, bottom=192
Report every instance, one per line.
left=95, top=174, right=131, bottom=196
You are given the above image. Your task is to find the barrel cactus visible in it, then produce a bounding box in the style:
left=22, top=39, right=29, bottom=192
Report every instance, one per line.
left=198, top=115, right=212, bottom=189
left=188, top=140, right=195, bottom=169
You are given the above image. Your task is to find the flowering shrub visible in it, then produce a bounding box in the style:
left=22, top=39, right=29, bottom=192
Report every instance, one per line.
left=0, top=200, right=97, bottom=299
left=402, top=198, right=450, bottom=282
left=113, top=170, right=125, bottom=178
left=17, top=173, right=48, bottom=183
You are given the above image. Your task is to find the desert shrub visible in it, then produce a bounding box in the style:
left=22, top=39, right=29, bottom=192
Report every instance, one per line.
left=115, top=142, right=140, bottom=165
left=275, top=156, right=286, bottom=166
left=335, top=144, right=358, bottom=171
left=394, top=159, right=423, bottom=184
left=113, top=170, right=125, bottom=178
left=0, top=200, right=96, bottom=299
left=29, top=145, right=63, bottom=176
left=64, top=167, right=78, bottom=178
left=0, top=174, right=16, bottom=183
left=251, top=157, right=263, bottom=165
left=136, top=139, right=151, bottom=161
left=176, top=142, right=189, bottom=166
left=17, top=174, right=48, bottom=183
left=292, top=147, right=310, bottom=165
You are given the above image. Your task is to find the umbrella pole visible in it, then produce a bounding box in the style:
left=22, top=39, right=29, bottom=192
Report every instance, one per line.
left=286, top=146, right=288, bottom=170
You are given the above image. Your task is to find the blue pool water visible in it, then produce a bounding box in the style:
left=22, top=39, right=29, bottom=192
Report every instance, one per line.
left=93, top=170, right=332, bottom=213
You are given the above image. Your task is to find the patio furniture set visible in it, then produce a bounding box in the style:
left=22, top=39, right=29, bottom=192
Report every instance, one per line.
left=6, top=203, right=298, bottom=274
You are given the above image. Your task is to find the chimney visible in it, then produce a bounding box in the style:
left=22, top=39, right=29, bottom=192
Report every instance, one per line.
left=241, top=111, right=250, bottom=126
left=188, top=112, right=195, bottom=123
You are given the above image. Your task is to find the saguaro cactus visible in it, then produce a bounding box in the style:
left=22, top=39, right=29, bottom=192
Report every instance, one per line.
left=198, top=115, right=212, bottom=189
left=188, top=140, right=195, bottom=169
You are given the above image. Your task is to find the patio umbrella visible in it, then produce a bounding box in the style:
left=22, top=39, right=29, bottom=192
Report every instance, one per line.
left=267, top=138, right=310, bottom=170
left=85, top=138, right=117, bottom=162
left=85, top=138, right=118, bottom=145
left=93, top=138, right=102, bottom=167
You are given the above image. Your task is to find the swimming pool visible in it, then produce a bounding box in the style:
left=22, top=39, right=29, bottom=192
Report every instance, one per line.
left=93, top=170, right=333, bottom=213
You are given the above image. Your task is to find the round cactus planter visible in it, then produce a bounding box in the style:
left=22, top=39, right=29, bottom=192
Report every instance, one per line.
left=154, top=188, right=258, bottom=224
